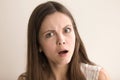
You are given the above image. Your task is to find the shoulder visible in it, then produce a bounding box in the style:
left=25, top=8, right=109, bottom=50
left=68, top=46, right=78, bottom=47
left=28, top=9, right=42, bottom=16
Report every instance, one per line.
left=98, top=68, right=111, bottom=80
left=81, top=63, right=102, bottom=80
left=17, top=73, right=27, bottom=80
left=81, top=63, right=111, bottom=80
left=81, top=63, right=102, bottom=75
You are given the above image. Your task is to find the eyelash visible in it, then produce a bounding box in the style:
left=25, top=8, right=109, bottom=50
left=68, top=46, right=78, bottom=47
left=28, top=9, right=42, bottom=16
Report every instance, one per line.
left=64, top=27, right=71, bottom=33
left=45, top=32, right=54, bottom=38
left=45, top=27, right=72, bottom=38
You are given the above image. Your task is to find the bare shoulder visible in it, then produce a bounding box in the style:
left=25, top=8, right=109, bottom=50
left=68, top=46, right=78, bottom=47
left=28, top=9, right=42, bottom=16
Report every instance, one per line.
left=98, top=68, right=111, bottom=80
left=18, top=73, right=27, bottom=80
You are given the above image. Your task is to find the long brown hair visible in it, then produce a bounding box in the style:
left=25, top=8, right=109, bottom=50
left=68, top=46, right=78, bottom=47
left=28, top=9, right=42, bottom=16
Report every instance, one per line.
left=27, top=1, right=93, bottom=80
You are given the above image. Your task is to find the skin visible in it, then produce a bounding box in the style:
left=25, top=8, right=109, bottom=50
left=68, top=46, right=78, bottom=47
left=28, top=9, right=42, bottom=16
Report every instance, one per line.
left=39, top=12, right=75, bottom=80
left=38, top=12, right=111, bottom=80
left=98, top=68, right=111, bottom=80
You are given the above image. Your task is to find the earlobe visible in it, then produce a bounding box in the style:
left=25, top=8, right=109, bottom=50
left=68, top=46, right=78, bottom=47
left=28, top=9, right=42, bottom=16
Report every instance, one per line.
left=39, top=48, right=42, bottom=53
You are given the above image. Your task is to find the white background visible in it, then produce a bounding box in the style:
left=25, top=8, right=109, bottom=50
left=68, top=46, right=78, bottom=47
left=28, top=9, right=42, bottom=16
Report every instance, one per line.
left=0, top=0, right=120, bottom=80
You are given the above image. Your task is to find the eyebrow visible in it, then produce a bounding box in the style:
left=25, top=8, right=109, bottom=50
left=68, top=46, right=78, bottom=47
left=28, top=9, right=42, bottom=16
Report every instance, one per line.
left=64, top=24, right=72, bottom=29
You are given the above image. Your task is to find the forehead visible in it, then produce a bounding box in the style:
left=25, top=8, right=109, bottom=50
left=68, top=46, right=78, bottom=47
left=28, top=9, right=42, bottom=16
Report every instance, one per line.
left=40, top=12, right=73, bottom=31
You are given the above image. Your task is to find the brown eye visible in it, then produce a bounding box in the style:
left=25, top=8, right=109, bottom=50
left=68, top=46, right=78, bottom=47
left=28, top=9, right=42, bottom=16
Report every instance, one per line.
left=64, top=27, right=71, bottom=33
left=45, top=32, right=54, bottom=38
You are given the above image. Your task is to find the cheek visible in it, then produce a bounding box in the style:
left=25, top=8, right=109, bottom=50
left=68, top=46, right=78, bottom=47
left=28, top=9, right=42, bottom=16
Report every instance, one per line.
left=68, top=33, right=75, bottom=44
left=68, top=33, right=76, bottom=51
left=40, top=39, right=56, bottom=52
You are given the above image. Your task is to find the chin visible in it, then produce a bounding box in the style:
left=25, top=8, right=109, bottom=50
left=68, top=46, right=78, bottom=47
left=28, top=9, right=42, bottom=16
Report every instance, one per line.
left=59, top=59, right=71, bottom=65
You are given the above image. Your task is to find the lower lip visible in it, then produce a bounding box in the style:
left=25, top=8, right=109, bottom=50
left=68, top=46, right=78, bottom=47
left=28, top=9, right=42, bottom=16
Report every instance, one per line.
left=58, top=52, right=68, bottom=57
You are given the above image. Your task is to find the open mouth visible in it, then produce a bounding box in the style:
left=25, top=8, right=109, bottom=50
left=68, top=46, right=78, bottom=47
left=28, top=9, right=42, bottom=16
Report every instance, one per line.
left=58, top=50, right=68, bottom=54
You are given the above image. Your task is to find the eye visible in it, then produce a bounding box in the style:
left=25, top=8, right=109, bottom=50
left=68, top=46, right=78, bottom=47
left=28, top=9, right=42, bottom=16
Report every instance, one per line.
left=64, top=27, right=71, bottom=33
left=45, top=32, right=54, bottom=38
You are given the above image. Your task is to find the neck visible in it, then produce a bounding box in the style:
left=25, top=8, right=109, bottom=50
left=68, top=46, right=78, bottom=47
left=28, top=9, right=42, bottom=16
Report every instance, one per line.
left=49, top=62, right=68, bottom=80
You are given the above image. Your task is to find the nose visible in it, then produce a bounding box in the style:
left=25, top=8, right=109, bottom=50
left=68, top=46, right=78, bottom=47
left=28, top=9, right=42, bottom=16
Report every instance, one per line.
left=58, top=41, right=65, bottom=45
left=56, top=34, right=66, bottom=46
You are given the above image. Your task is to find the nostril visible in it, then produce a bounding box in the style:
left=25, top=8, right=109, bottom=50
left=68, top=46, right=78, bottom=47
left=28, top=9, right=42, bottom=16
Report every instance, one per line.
left=58, top=42, right=65, bottom=45
left=63, top=42, right=65, bottom=44
left=59, top=43, right=61, bottom=45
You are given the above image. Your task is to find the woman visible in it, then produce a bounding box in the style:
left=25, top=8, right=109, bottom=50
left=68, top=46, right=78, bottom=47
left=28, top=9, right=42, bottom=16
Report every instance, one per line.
left=18, top=1, right=110, bottom=80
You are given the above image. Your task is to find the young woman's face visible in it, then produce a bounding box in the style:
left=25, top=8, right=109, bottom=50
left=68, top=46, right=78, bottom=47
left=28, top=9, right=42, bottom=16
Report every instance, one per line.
left=39, top=12, right=75, bottom=66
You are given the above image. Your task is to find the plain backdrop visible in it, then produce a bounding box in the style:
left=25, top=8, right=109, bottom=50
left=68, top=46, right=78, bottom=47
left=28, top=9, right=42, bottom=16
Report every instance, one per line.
left=0, top=0, right=120, bottom=80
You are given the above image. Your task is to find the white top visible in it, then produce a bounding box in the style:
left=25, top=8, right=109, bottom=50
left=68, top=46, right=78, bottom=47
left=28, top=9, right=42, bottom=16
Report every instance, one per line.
left=18, top=63, right=102, bottom=80
left=81, top=63, right=102, bottom=80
